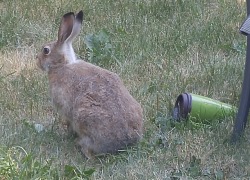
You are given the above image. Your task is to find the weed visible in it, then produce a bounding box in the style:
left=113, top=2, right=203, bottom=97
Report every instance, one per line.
left=84, top=29, right=119, bottom=67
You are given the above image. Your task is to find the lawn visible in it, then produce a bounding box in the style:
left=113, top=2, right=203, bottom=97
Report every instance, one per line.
left=0, top=0, right=250, bottom=179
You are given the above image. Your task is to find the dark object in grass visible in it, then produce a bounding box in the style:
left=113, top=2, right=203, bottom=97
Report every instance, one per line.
left=232, top=1, right=250, bottom=143
left=173, top=93, right=191, bottom=121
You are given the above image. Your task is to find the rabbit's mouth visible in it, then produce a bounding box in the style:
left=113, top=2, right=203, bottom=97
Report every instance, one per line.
left=36, top=55, right=49, bottom=72
left=36, top=55, right=43, bottom=70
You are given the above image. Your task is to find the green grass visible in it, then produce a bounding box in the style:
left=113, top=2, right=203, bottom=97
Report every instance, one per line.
left=0, top=0, right=249, bottom=179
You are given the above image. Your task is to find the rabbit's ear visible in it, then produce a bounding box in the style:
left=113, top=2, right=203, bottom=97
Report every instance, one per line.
left=76, top=10, right=84, bottom=23
left=64, top=10, right=84, bottom=44
left=57, top=12, right=75, bottom=44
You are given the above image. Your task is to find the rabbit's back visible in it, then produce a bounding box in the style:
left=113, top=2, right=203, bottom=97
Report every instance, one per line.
left=49, top=61, right=143, bottom=154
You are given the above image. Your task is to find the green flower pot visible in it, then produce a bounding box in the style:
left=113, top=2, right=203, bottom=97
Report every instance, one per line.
left=173, top=93, right=236, bottom=123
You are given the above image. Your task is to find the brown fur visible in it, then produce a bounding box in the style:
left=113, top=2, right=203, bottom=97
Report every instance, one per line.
left=36, top=11, right=143, bottom=158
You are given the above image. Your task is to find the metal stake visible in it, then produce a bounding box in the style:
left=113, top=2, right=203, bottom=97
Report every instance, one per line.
left=231, top=0, right=250, bottom=142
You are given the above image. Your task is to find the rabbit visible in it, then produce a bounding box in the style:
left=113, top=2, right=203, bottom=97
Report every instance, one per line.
left=36, top=10, right=143, bottom=158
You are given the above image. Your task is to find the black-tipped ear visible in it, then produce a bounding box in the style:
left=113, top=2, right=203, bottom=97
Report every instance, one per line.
left=76, top=10, right=83, bottom=24
left=63, top=12, right=75, bottom=18
left=58, top=12, right=75, bottom=43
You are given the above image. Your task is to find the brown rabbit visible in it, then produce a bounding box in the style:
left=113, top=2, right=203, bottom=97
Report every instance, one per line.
left=36, top=11, right=143, bottom=158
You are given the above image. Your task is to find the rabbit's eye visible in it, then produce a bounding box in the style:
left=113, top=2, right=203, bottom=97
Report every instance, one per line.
left=43, top=46, right=51, bottom=55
